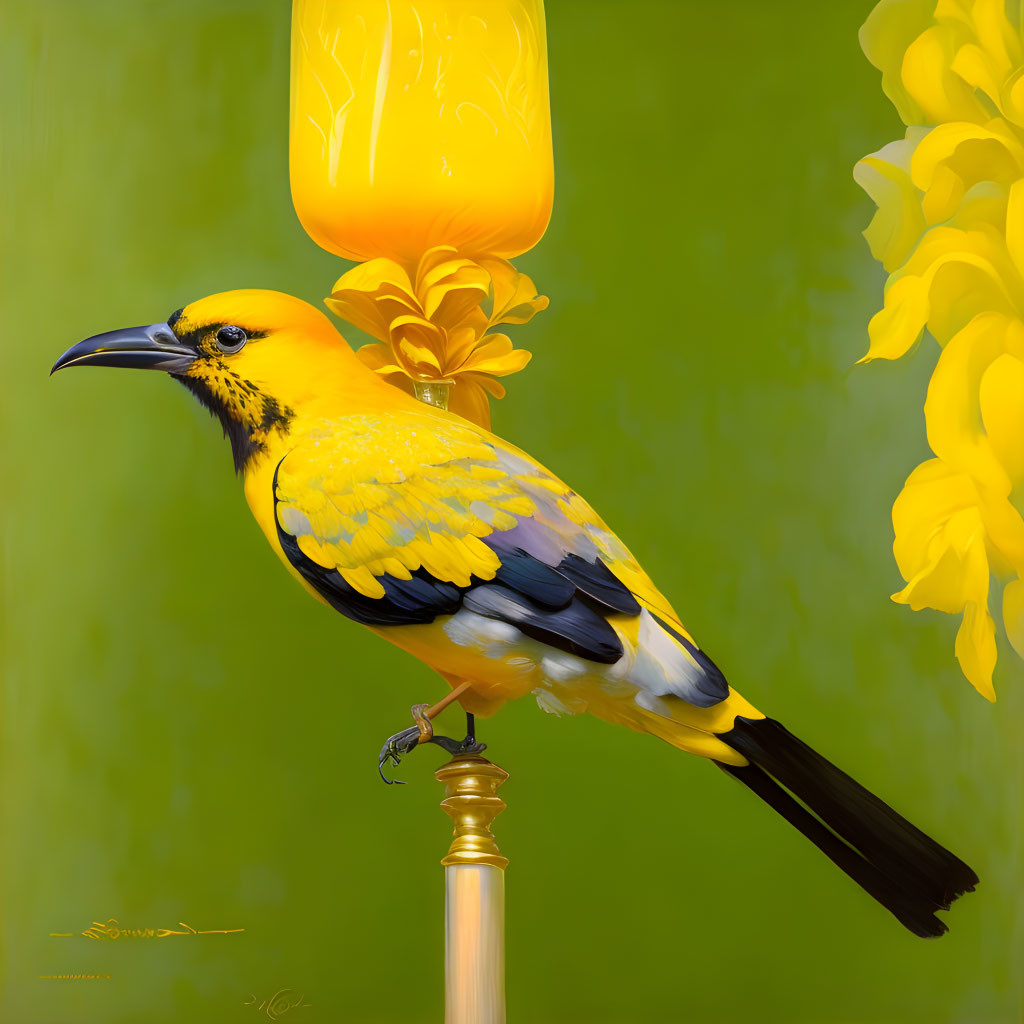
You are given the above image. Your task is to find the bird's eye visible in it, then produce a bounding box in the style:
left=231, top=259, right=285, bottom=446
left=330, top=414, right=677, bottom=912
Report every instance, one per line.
left=215, top=325, right=248, bottom=354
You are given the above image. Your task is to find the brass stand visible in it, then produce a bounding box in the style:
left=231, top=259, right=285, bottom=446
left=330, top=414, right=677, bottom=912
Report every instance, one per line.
left=436, top=755, right=509, bottom=1024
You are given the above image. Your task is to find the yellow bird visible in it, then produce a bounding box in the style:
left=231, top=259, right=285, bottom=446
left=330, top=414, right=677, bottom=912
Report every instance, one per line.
left=53, top=288, right=977, bottom=937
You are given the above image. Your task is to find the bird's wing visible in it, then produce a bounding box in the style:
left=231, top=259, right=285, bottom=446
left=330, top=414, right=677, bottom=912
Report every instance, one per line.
left=272, top=409, right=727, bottom=706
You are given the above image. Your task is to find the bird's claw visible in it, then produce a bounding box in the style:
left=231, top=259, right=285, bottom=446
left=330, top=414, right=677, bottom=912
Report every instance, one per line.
left=377, top=711, right=486, bottom=785
left=377, top=725, right=421, bottom=785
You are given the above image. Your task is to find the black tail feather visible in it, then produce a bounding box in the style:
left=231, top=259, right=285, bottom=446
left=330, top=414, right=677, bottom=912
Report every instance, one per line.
left=717, top=716, right=978, bottom=938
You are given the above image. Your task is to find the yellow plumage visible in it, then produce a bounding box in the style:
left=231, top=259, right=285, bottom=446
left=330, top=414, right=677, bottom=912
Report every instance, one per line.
left=52, top=287, right=979, bottom=937
left=222, top=295, right=764, bottom=765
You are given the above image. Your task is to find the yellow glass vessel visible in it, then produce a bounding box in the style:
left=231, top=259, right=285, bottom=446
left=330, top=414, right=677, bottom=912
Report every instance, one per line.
left=290, top=0, right=554, bottom=264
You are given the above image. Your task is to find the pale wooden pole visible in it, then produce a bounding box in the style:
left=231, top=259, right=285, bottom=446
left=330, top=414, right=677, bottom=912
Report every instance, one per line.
left=436, top=755, right=509, bottom=1024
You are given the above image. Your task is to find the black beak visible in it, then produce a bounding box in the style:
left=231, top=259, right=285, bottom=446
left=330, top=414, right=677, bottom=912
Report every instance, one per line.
left=51, top=323, right=196, bottom=375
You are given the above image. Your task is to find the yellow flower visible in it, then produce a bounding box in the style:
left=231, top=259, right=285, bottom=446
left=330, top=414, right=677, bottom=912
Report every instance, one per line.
left=860, top=0, right=1024, bottom=128
left=911, top=118, right=1024, bottom=219
left=857, top=124, right=1024, bottom=361
left=891, top=458, right=997, bottom=698
left=862, top=220, right=1024, bottom=360
left=858, top=0, right=1024, bottom=695
left=925, top=312, right=1024, bottom=494
left=325, top=245, right=546, bottom=428
left=891, top=313, right=1024, bottom=698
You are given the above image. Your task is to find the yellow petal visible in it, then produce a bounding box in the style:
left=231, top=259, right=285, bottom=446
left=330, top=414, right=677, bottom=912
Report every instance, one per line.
left=859, top=0, right=936, bottom=126
left=955, top=599, right=997, bottom=700
left=326, top=258, right=416, bottom=338
left=373, top=290, right=424, bottom=326
left=494, top=290, right=549, bottom=325
left=891, top=459, right=979, bottom=597
left=951, top=44, right=1005, bottom=116
left=1001, top=576, right=1024, bottom=660
left=924, top=239, right=1021, bottom=343
left=325, top=293, right=390, bottom=341
left=911, top=120, right=1024, bottom=193
left=909, top=120, right=1024, bottom=226
left=979, top=350, right=1024, bottom=484
left=395, top=336, right=443, bottom=373
left=854, top=135, right=928, bottom=271
left=947, top=0, right=1019, bottom=119
left=892, top=509, right=980, bottom=614
left=864, top=227, right=1022, bottom=361
left=460, top=334, right=533, bottom=376
left=890, top=463, right=997, bottom=697
left=446, top=324, right=487, bottom=369
left=922, top=163, right=968, bottom=224
left=355, top=342, right=395, bottom=371
left=390, top=316, right=446, bottom=373
left=967, top=0, right=1019, bottom=76
left=413, top=246, right=462, bottom=292
left=390, top=313, right=443, bottom=337
left=449, top=378, right=492, bottom=429
left=461, top=370, right=507, bottom=399
left=1004, top=178, right=1024, bottom=280
left=863, top=276, right=929, bottom=361
left=891, top=464, right=999, bottom=701
left=479, top=256, right=550, bottom=325
left=465, top=334, right=515, bottom=361
left=979, top=492, right=1024, bottom=576
left=418, top=256, right=487, bottom=294
left=472, top=348, right=532, bottom=377
left=422, top=274, right=490, bottom=328
left=330, top=256, right=413, bottom=298
left=924, top=312, right=1017, bottom=487
left=902, top=25, right=991, bottom=125
left=1002, top=64, right=1024, bottom=127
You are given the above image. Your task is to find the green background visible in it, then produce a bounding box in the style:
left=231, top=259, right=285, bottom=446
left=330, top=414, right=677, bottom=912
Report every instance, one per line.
left=3, top=1, right=1022, bottom=1021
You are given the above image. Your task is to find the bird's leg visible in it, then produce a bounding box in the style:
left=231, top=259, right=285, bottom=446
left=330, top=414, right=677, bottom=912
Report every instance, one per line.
left=426, top=712, right=485, bottom=756
left=378, top=682, right=487, bottom=784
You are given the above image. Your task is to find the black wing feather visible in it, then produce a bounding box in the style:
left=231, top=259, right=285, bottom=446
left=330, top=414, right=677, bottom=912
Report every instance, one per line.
left=463, top=585, right=623, bottom=663
left=553, top=553, right=642, bottom=616
left=492, top=548, right=578, bottom=607
left=273, top=458, right=646, bottom=665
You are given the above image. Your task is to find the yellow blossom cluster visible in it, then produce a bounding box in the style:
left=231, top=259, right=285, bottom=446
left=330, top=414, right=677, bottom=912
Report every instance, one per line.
left=856, top=0, right=1024, bottom=698
left=326, top=246, right=547, bottom=429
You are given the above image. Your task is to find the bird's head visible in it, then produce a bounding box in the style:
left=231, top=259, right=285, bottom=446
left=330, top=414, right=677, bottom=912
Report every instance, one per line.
left=53, top=289, right=384, bottom=472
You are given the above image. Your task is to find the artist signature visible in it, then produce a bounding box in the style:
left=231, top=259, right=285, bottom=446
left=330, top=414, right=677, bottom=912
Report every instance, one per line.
left=50, top=918, right=245, bottom=940
left=245, top=989, right=312, bottom=1019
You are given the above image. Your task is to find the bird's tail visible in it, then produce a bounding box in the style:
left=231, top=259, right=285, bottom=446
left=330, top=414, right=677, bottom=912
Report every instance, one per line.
left=716, top=716, right=978, bottom=937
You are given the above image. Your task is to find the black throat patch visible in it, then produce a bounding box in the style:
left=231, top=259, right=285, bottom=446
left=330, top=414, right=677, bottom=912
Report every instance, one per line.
left=174, top=373, right=293, bottom=473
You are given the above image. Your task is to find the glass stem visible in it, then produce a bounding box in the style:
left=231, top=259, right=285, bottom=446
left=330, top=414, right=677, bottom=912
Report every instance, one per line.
left=413, top=378, right=455, bottom=410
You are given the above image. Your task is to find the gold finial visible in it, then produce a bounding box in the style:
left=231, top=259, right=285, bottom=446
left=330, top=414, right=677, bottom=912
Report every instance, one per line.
left=436, top=755, right=509, bottom=869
